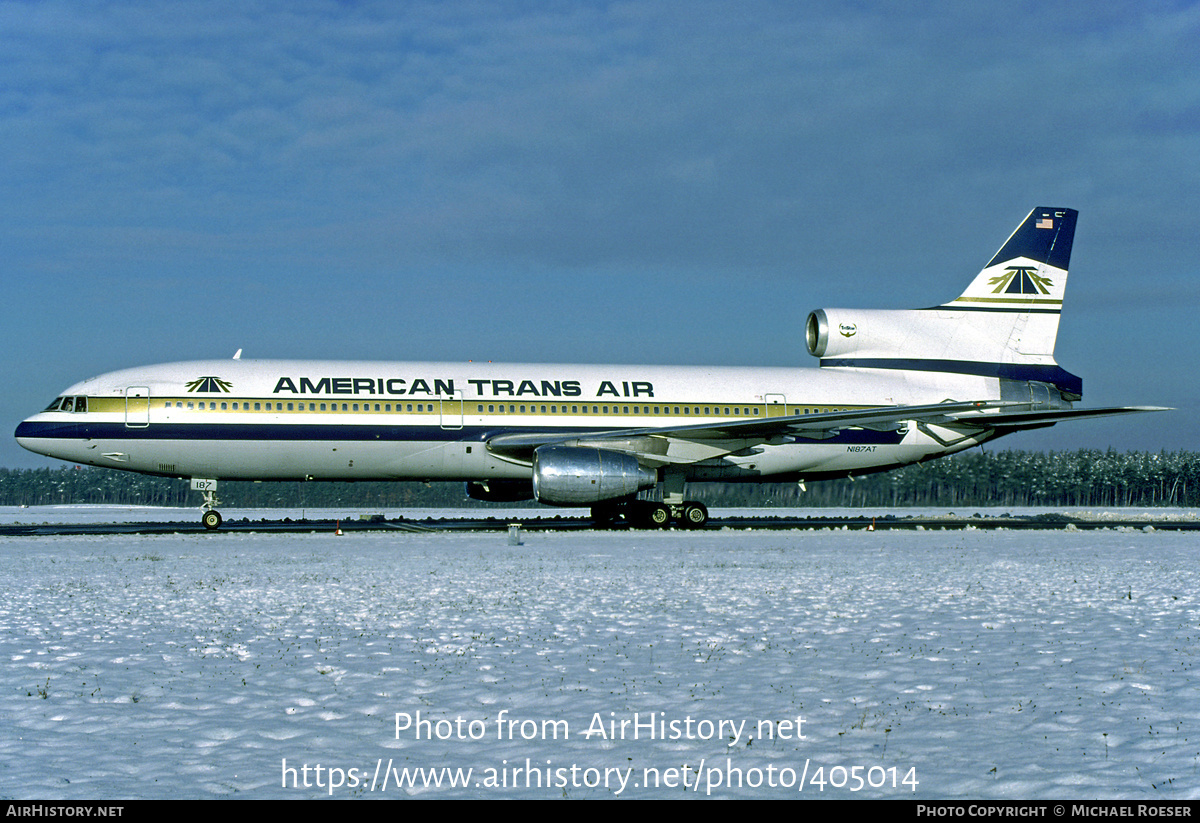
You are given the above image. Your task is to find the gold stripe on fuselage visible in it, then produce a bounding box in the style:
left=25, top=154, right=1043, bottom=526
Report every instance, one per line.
left=71, top=397, right=867, bottom=420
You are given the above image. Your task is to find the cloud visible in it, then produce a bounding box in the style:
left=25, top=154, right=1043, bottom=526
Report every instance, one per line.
left=1, top=1, right=1197, bottom=467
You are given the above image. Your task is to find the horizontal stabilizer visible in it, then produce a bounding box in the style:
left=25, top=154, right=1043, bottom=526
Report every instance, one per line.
left=955, top=405, right=1171, bottom=430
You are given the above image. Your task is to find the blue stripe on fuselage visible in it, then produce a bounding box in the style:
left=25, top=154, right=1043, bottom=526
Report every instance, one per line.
left=15, top=420, right=907, bottom=446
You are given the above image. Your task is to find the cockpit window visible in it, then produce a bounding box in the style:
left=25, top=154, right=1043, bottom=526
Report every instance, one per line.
left=44, top=395, right=87, bottom=412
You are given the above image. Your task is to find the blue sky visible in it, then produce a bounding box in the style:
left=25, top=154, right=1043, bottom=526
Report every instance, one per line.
left=3, top=0, right=1197, bottom=470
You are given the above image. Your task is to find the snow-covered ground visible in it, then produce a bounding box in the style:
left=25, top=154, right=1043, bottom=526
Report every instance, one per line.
left=1, top=508, right=1197, bottom=798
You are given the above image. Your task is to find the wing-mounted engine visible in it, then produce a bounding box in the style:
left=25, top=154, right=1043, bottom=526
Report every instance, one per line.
left=532, top=446, right=657, bottom=505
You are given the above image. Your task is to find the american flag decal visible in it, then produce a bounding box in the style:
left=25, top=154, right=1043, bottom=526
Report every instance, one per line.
left=1036, top=216, right=1054, bottom=230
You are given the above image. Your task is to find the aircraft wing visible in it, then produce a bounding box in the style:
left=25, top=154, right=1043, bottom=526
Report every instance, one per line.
left=484, top=401, right=1166, bottom=467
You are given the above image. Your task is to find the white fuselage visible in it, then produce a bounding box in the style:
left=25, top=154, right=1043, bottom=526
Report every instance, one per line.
left=16, top=358, right=998, bottom=484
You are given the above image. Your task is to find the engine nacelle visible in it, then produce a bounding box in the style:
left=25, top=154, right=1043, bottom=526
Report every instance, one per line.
left=464, top=480, right=534, bottom=503
left=533, top=446, right=657, bottom=505
left=807, top=307, right=999, bottom=362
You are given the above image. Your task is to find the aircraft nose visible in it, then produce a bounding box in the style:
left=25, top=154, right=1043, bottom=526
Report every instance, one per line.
left=15, top=418, right=41, bottom=454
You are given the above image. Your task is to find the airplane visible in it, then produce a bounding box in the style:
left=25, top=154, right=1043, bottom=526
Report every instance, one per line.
left=15, top=207, right=1164, bottom=530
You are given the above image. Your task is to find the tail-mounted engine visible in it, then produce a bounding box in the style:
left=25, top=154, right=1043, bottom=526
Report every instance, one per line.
left=805, top=307, right=967, bottom=360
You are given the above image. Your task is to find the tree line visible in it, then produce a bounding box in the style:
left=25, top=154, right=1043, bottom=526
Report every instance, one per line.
left=3, top=449, right=1198, bottom=510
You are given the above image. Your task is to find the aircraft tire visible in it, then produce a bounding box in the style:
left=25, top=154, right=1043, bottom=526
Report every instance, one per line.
left=202, top=510, right=223, bottom=530
left=644, top=503, right=672, bottom=529
left=680, top=502, right=709, bottom=529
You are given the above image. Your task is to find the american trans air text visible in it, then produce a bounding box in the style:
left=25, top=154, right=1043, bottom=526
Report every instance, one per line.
left=269, top=377, right=656, bottom=398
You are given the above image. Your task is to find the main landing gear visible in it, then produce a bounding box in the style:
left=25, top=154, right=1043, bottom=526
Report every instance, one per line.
left=590, top=500, right=709, bottom=529
left=604, top=471, right=710, bottom=529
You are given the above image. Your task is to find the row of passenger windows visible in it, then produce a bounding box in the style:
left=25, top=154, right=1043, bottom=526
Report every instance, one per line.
left=477, top=404, right=761, bottom=416
left=52, top=397, right=850, bottom=417
left=162, top=400, right=767, bottom=416
left=165, top=401, right=437, bottom=412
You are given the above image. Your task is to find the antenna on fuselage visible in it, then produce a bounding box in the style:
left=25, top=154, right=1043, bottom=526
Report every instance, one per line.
left=232, top=349, right=242, bottom=360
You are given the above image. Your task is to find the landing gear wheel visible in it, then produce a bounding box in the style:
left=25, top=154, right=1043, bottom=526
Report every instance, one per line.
left=644, top=503, right=672, bottom=529
left=202, top=510, right=223, bottom=530
left=680, top=503, right=709, bottom=529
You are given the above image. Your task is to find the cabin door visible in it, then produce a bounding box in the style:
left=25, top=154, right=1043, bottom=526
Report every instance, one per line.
left=125, top=386, right=150, bottom=428
left=439, top=390, right=464, bottom=430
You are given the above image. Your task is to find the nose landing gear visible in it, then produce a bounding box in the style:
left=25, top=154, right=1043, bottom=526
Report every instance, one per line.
left=192, top=479, right=223, bottom=530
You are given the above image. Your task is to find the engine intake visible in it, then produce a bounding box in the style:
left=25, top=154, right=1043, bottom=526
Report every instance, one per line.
left=533, top=446, right=657, bottom=505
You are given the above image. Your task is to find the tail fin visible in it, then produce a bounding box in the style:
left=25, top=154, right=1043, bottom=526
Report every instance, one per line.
left=807, top=207, right=1083, bottom=399
left=946, top=207, right=1076, bottom=321
left=942, top=207, right=1080, bottom=396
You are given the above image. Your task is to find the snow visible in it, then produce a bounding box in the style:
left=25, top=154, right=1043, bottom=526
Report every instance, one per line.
left=2, top=509, right=1198, bottom=798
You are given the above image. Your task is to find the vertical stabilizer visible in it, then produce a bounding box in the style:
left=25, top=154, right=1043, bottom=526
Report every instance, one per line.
left=946, top=207, right=1076, bottom=316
